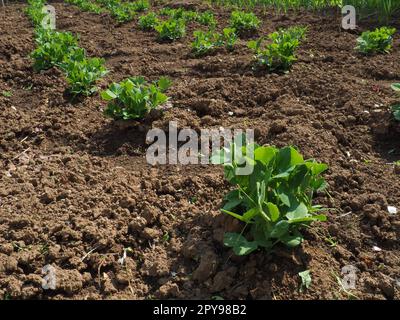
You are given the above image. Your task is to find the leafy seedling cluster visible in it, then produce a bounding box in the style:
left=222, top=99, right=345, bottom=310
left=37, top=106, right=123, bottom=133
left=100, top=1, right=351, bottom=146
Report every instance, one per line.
left=248, top=26, right=307, bottom=72
left=212, top=135, right=328, bottom=255
left=27, top=0, right=108, bottom=96
left=155, top=18, right=186, bottom=41
left=191, top=28, right=237, bottom=56
left=138, top=12, right=159, bottom=30
left=32, top=28, right=79, bottom=71
left=25, top=0, right=47, bottom=26
left=95, top=0, right=149, bottom=23
left=60, top=50, right=108, bottom=96
left=229, top=10, right=260, bottom=35
left=102, top=76, right=171, bottom=120
left=356, top=26, right=396, bottom=54
left=65, top=0, right=104, bottom=14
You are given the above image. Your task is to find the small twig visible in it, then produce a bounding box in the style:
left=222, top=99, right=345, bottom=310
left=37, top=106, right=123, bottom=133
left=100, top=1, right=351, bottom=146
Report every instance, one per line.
left=81, top=246, right=99, bottom=262
left=12, top=147, right=30, bottom=160
left=338, top=211, right=352, bottom=218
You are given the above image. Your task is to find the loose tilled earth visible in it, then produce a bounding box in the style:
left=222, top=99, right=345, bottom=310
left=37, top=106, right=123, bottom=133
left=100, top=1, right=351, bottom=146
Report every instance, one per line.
left=0, top=0, right=399, bottom=300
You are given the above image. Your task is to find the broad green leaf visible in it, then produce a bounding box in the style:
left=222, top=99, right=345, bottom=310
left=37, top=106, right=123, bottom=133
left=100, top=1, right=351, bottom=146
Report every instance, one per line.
left=266, top=202, right=280, bottom=221
left=101, top=89, right=117, bottom=101
left=392, top=104, right=400, bottom=121
left=299, top=270, right=312, bottom=292
left=270, top=220, right=289, bottom=238
left=309, top=162, right=329, bottom=176
left=276, top=147, right=304, bottom=172
left=223, top=233, right=258, bottom=256
left=157, top=77, right=171, bottom=91
left=242, top=207, right=259, bottom=222
left=286, top=202, right=308, bottom=220
left=223, top=198, right=243, bottom=211
left=291, top=165, right=309, bottom=188
left=254, top=146, right=276, bottom=165
left=251, top=223, right=273, bottom=248
left=311, top=177, right=328, bottom=191
left=391, top=83, right=400, bottom=92
left=223, top=190, right=243, bottom=211
left=281, top=233, right=303, bottom=247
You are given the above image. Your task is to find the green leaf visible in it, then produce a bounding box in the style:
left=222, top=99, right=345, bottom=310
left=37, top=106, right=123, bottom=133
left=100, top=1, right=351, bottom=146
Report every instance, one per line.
left=291, top=165, right=309, bottom=188
left=278, top=190, right=290, bottom=207
left=223, top=233, right=258, bottom=256
left=392, top=104, right=400, bottom=121
left=392, top=83, right=400, bottom=92
left=221, top=209, right=247, bottom=222
left=266, top=202, right=280, bottom=222
left=254, top=146, right=276, bottom=164
left=251, top=223, right=273, bottom=248
left=311, top=177, right=328, bottom=191
left=242, top=207, right=259, bottom=222
left=101, top=89, right=117, bottom=101
left=223, top=198, right=242, bottom=211
left=281, top=233, right=303, bottom=247
left=223, top=190, right=243, bottom=211
left=286, top=202, right=308, bottom=220
left=270, top=220, right=289, bottom=238
left=288, top=214, right=327, bottom=224
left=299, top=270, right=312, bottom=292
left=309, top=162, right=329, bottom=176
left=157, top=77, right=171, bottom=91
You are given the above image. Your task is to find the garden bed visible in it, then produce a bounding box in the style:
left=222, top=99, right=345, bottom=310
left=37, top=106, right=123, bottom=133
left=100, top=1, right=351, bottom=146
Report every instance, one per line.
left=0, top=1, right=399, bottom=299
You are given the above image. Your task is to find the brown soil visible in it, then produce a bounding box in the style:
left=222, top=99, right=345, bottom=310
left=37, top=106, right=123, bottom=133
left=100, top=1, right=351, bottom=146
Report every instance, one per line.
left=0, top=1, right=399, bottom=300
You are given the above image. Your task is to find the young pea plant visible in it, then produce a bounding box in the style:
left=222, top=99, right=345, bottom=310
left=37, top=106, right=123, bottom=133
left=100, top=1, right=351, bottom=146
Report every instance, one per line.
left=356, top=27, right=396, bottom=54
left=25, top=0, right=46, bottom=27
left=222, top=28, right=237, bottom=51
left=111, top=7, right=133, bottom=23
left=191, top=28, right=238, bottom=56
left=155, top=18, right=186, bottom=41
left=183, top=10, right=199, bottom=22
left=31, top=29, right=80, bottom=71
left=196, top=11, right=217, bottom=29
left=248, top=26, right=307, bottom=72
left=100, top=0, right=142, bottom=23
left=101, top=76, right=172, bottom=120
left=60, top=50, right=108, bottom=96
left=192, top=30, right=222, bottom=56
left=65, top=0, right=104, bottom=14
left=229, top=10, right=260, bottom=35
left=159, top=7, right=196, bottom=22
left=212, top=135, right=328, bottom=256
left=128, top=0, right=149, bottom=12
left=138, top=12, right=159, bottom=30
left=391, top=83, right=400, bottom=121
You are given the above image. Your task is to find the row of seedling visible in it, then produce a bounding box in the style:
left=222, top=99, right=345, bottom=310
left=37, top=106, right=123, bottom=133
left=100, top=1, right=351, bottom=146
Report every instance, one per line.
left=65, top=0, right=150, bottom=22
left=138, top=9, right=260, bottom=41
left=26, top=1, right=172, bottom=119
left=27, top=0, right=108, bottom=96
left=138, top=8, right=220, bottom=41
left=94, top=0, right=149, bottom=22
